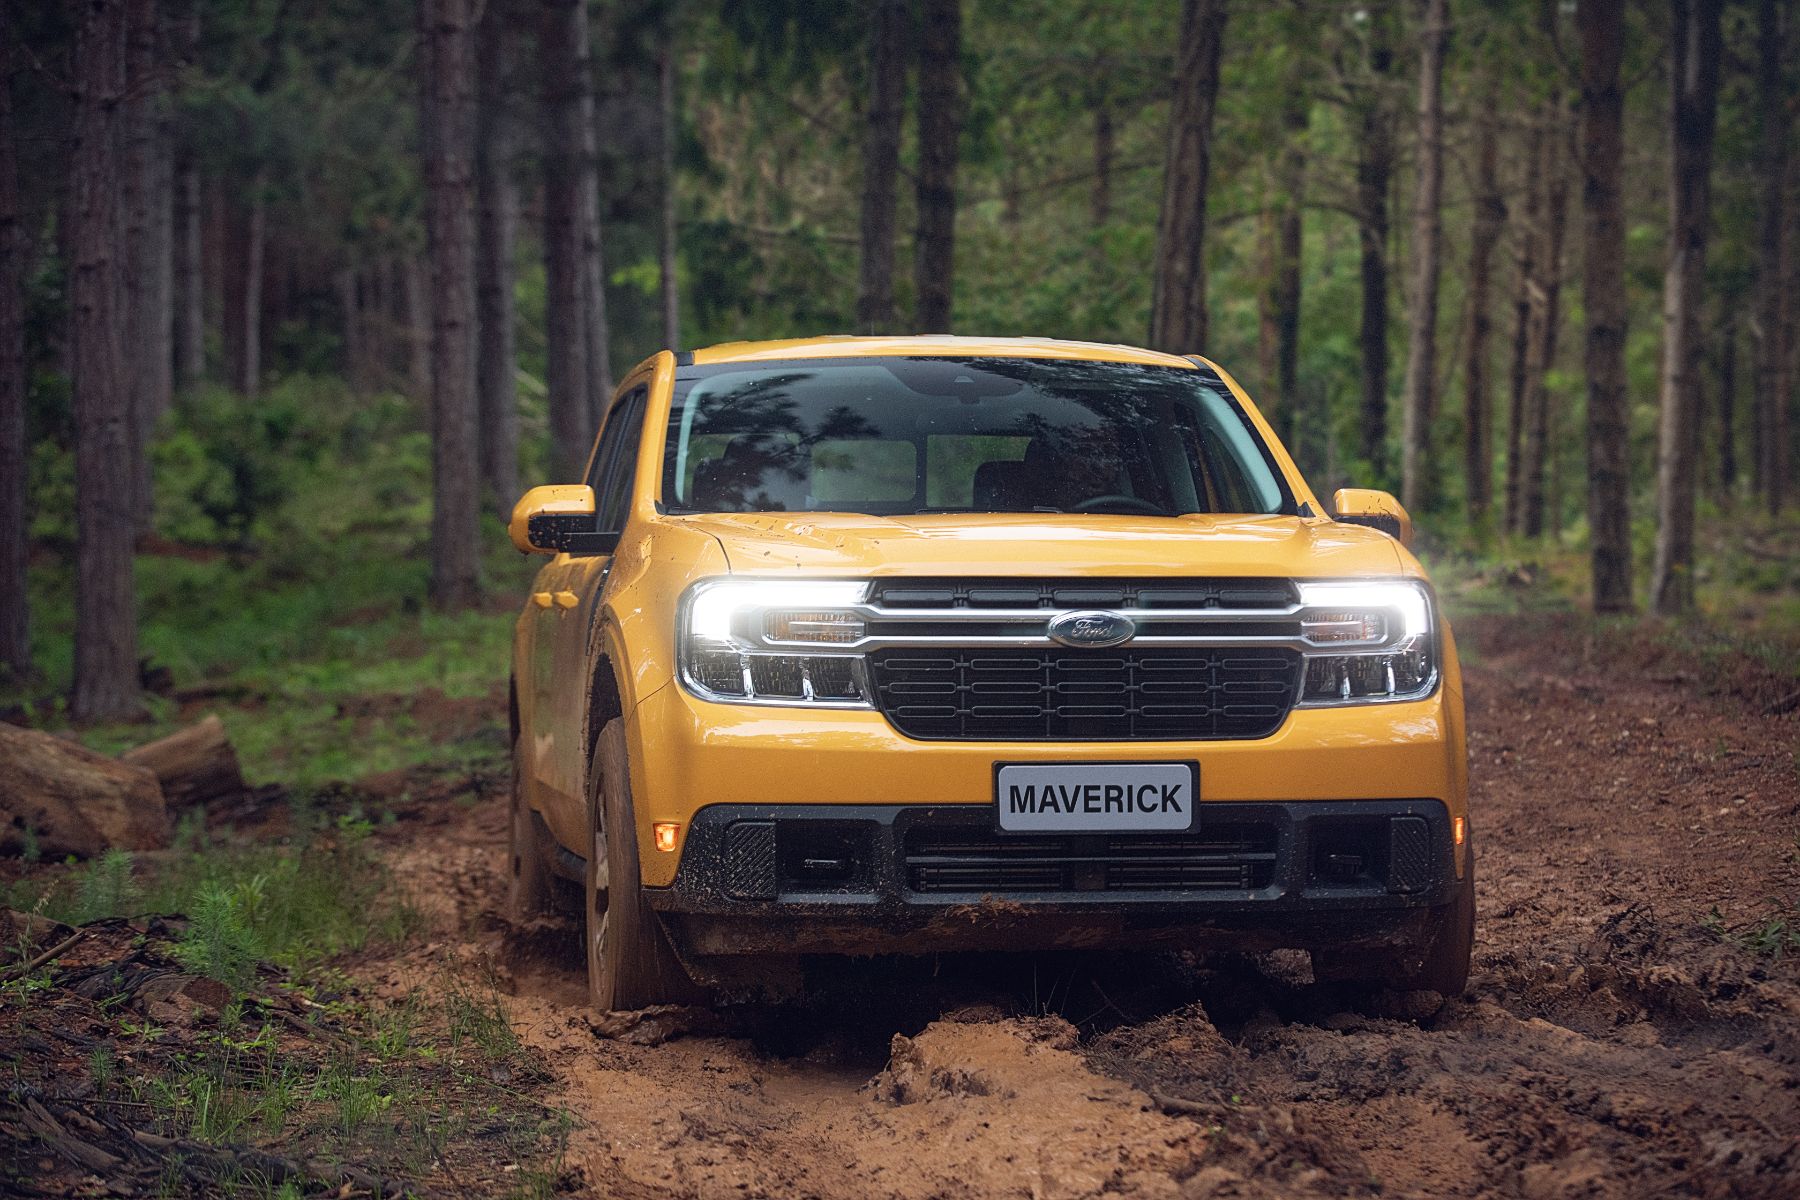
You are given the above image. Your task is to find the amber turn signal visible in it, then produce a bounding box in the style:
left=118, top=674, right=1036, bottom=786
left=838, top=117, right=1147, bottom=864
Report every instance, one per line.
left=653, top=822, right=680, bottom=853
left=1453, top=816, right=1466, bottom=846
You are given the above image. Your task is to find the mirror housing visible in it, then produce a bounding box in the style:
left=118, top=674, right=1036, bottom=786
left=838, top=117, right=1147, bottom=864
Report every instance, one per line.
left=509, top=484, right=618, bottom=555
left=1332, top=487, right=1414, bottom=548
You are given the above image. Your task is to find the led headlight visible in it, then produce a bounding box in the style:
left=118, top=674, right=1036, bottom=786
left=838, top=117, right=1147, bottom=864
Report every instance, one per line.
left=1294, top=580, right=1437, bottom=706
left=679, top=579, right=873, bottom=707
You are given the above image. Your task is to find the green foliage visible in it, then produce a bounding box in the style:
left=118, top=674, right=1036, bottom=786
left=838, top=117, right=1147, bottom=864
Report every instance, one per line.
left=8, top=816, right=418, bottom=976
left=173, top=881, right=268, bottom=992
left=74, top=849, right=141, bottom=923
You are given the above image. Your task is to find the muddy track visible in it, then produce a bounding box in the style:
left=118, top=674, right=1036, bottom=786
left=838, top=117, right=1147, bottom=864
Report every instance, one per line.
left=371, top=615, right=1800, bottom=1199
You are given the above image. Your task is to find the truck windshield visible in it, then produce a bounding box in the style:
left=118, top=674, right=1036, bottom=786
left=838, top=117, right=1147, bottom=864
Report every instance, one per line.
left=660, top=357, right=1292, bottom=517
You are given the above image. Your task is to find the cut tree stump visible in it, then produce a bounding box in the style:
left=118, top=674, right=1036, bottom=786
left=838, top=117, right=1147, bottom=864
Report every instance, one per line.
left=0, top=724, right=170, bottom=857
left=122, top=714, right=245, bottom=810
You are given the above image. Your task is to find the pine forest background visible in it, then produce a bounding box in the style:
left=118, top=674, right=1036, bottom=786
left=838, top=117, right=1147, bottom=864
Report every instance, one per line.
left=2, top=0, right=1797, bottom=738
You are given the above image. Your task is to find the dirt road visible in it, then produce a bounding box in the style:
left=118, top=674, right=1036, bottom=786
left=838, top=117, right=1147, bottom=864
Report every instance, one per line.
left=372, top=615, right=1800, bottom=1199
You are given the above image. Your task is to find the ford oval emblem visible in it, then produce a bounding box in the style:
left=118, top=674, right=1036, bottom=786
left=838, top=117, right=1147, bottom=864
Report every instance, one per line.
left=1048, top=610, right=1136, bottom=649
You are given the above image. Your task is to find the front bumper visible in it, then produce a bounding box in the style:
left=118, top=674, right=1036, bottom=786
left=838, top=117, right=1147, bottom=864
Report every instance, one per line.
left=646, top=799, right=1461, bottom=959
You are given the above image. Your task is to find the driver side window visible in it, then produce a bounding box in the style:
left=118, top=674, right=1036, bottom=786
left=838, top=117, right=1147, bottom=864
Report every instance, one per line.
left=587, top=386, right=649, bottom=533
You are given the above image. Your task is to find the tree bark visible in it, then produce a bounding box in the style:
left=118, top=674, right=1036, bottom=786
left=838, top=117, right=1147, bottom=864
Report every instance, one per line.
left=1092, top=92, right=1114, bottom=228
left=419, top=0, right=482, bottom=610
left=539, top=0, right=593, bottom=481
left=1717, top=314, right=1737, bottom=496
left=1521, top=114, right=1568, bottom=539
left=70, top=0, right=143, bottom=723
left=913, top=0, right=963, bottom=334
left=236, top=178, right=265, bottom=397
left=1579, top=0, right=1632, bottom=611
left=173, top=155, right=203, bottom=387
left=1650, top=0, right=1723, bottom=616
left=122, top=0, right=160, bottom=528
left=1148, top=0, right=1228, bottom=354
left=1753, top=0, right=1789, bottom=516
left=1270, top=78, right=1308, bottom=467
left=1398, top=0, right=1448, bottom=513
left=476, top=0, right=519, bottom=511
left=0, top=7, right=30, bottom=680
left=659, top=43, right=680, bottom=350
left=1464, top=97, right=1504, bottom=530
left=1353, top=5, right=1395, bottom=473
left=1504, top=124, right=1543, bottom=535
left=170, top=4, right=202, bottom=391
left=857, top=0, right=907, bottom=333
left=577, top=5, right=611, bottom=431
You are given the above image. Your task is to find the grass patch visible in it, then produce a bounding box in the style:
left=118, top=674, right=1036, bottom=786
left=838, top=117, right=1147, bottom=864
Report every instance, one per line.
left=4, top=810, right=418, bottom=981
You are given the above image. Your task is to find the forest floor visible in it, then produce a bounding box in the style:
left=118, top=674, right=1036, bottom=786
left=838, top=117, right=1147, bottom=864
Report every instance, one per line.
left=7, top=610, right=1800, bottom=1198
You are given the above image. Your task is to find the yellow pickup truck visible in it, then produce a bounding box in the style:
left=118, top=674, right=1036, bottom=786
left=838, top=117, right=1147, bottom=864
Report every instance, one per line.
left=507, top=336, right=1473, bottom=1010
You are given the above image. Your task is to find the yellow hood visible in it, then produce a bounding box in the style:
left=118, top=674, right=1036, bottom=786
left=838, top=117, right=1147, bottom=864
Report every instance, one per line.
left=670, top=512, right=1407, bottom=580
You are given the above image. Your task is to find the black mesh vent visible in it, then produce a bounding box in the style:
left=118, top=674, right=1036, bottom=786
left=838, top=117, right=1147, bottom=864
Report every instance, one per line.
left=903, top=821, right=1279, bottom=894
left=870, top=647, right=1300, bottom=741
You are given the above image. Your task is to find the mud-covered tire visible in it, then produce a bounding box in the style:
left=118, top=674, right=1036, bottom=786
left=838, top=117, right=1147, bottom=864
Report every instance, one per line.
left=508, top=736, right=551, bottom=921
left=585, top=719, right=708, bottom=1011
left=1392, top=842, right=1475, bottom=996
left=1315, top=839, right=1476, bottom=998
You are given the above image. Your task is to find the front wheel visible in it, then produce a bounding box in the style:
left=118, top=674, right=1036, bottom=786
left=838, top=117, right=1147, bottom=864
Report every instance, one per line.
left=585, top=719, right=708, bottom=1011
left=1315, top=839, right=1475, bottom=999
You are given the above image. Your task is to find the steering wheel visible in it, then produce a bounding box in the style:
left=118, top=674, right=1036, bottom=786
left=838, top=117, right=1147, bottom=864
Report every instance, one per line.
left=1070, top=494, right=1167, bottom=515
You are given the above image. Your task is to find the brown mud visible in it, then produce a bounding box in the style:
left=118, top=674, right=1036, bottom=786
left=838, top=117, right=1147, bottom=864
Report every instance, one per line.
left=355, top=613, right=1800, bottom=1199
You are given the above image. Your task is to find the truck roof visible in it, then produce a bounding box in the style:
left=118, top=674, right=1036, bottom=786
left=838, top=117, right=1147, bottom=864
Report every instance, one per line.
left=688, top=335, right=1199, bottom=369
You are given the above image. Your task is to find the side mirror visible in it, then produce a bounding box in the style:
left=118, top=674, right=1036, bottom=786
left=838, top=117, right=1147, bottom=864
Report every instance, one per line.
left=1332, top=487, right=1414, bottom=548
left=509, top=485, right=618, bottom=555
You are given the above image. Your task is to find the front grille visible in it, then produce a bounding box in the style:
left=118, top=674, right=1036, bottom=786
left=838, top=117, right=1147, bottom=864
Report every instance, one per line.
left=870, top=647, right=1301, bottom=741
left=868, top=578, right=1297, bottom=610
left=903, top=822, right=1279, bottom=894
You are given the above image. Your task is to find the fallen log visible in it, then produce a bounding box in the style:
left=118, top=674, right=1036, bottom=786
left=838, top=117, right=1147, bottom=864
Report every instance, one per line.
left=0, top=724, right=169, bottom=857
left=122, top=714, right=246, bottom=809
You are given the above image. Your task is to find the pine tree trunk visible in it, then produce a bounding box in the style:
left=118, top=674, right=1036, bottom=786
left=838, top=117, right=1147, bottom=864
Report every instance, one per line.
left=1717, top=315, right=1737, bottom=496
left=1273, top=84, right=1306, bottom=469
left=1398, top=0, right=1447, bottom=513
left=1353, top=11, right=1395, bottom=474
left=1579, top=0, right=1633, bottom=611
left=122, top=0, right=159, bottom=528
left=857, top=0, right=906, bottom=333
left=237, top=178, right=265, bottom=397
left=539, top=0, right=592, bottom=481
left=1650, top=0, right=1724, bottom=616
left=1753, top=0, right=1790, bottom=516
left=173, top=156, right=203, bottom=387
left=1504, top=124, right=1543, bottom=535
left=70, top=0, right=142, bottom=722
left=1148, top=0, right=1228, bottom=354
left=1091, top=93, right=1114, bottom=228
left=1464, top=99, right=1503, bottom=530
left=1521, top=117, right=1568, bottom=539
left=576, top=4, right=611, bottom=429
left=0, top=9, right=30, bottom=680
left=476, top=0, right=519, bottom=511
left=419, top=0, right=481, bottom=610
left=913, top=0, right=962, bottom=334
left=170, top=5, right=202, bottom=391
left=659, top=43, right=679, bottom=350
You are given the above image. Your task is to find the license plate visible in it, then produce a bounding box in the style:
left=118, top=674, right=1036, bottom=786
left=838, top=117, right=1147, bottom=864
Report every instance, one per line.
left=994, top=762, right=1198, bottom=833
